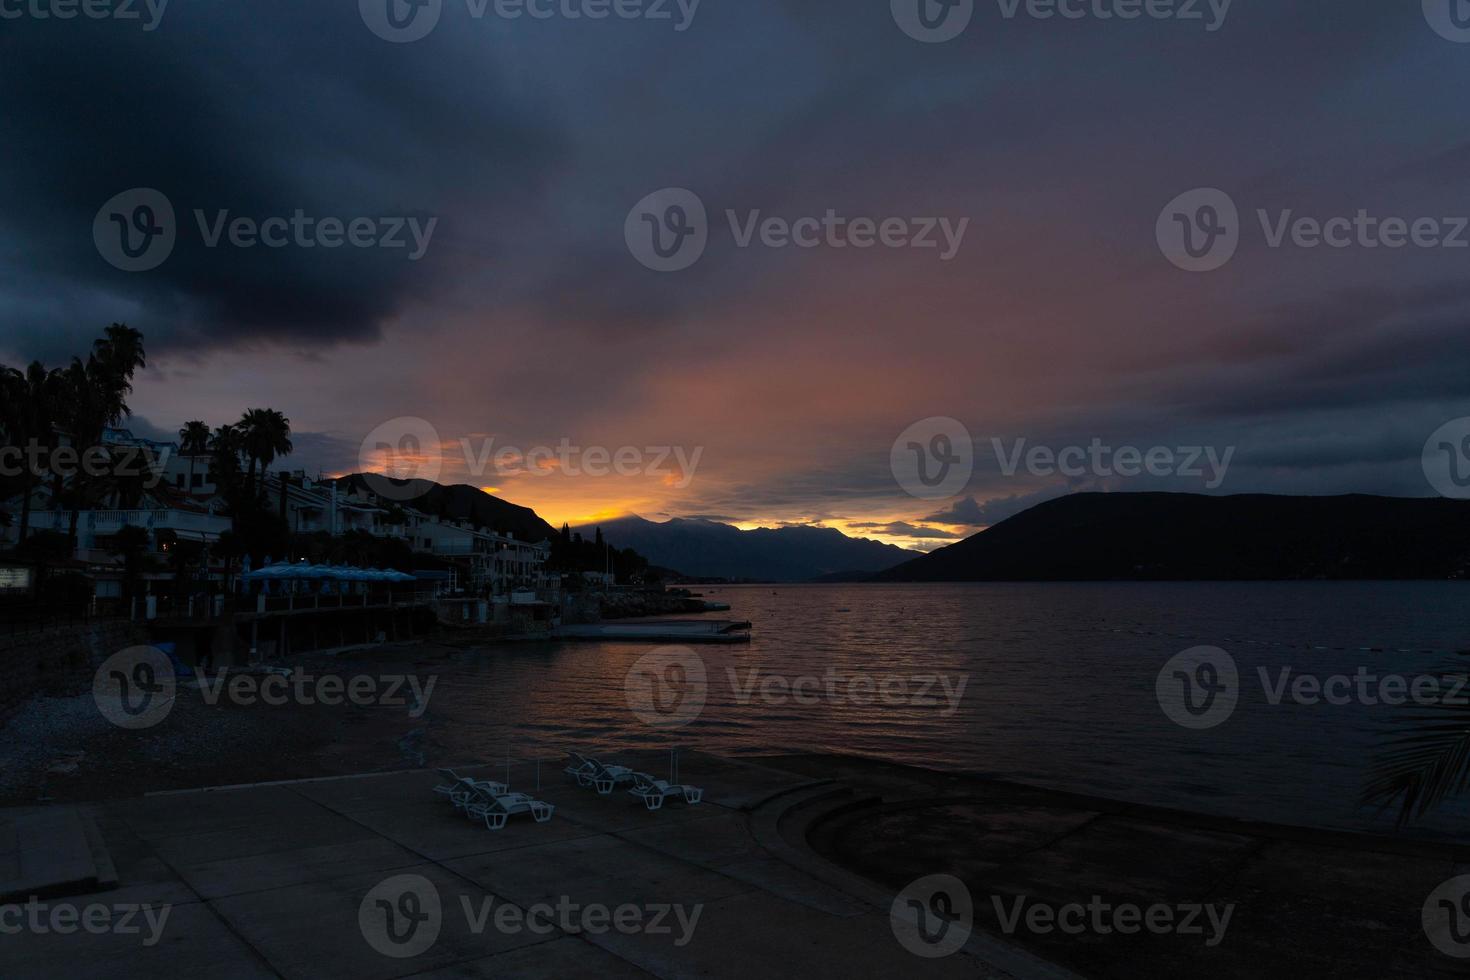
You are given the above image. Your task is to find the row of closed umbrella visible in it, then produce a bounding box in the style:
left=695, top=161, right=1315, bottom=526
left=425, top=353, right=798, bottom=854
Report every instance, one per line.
left=241, top=562, right=417, bottom=583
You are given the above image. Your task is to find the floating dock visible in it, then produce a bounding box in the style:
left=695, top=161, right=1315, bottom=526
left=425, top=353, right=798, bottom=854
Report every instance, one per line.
left=553, top=618, right=752, bottom=643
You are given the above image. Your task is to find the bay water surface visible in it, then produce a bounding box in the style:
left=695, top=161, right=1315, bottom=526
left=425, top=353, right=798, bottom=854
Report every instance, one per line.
left=420, top=582, right=1470, bottom=842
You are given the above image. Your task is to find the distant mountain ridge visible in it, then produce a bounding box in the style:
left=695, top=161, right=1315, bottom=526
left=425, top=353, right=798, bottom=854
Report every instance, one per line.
left=875, top=492, right=1470, bottom=581
left=582, top=515, right=916, bottom=582
left=335, top=475, right=558, bottom=543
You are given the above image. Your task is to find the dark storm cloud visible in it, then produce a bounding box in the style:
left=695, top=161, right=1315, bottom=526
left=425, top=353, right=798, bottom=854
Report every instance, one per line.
left=0, top=3, right=562, bottom=360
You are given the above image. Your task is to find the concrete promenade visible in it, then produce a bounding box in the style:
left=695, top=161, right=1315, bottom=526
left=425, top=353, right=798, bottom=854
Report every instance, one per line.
left=2, top=751, right=1049, bottom=979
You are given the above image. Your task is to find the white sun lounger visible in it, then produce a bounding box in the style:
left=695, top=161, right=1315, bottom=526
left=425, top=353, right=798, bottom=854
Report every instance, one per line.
left=462, top=784, right=556, bottom=830
left=565, top=753, right=635, bottom=794
left=627, top=772, right=704, bottom=811
left=563, top=752, right=600, bottom=786
left=434, top=768, right=508, bottom=810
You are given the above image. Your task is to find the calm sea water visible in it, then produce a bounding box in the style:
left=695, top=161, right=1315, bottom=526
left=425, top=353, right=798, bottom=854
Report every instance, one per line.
left=421, top=582, right=1470, bottom=842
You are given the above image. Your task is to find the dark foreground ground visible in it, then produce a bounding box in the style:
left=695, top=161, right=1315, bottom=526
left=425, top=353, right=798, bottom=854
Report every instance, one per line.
left=2, top=751, right=1465, bottom=978
left=776, top=754, right=1470, bottom=979
left=2, top=644, right=1467, bottom=977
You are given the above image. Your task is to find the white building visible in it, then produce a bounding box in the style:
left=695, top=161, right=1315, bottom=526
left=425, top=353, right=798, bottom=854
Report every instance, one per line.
left=2, top=428, right=551, bottom=596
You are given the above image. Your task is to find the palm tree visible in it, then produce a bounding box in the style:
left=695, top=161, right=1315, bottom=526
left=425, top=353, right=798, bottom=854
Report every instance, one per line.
left=179, top=420, right=211, bottom=495
left=54, top=330, right=148, bottom=546
left=91, top=324, right=147, bottom=409
left=238, top=408, right=293, bottom=500
left=209, top=424, right=245, bottom=504
left=55, top=357, right=113, bottom=545
left=2, top=362, right=59, bottom=546
left=1362, top=662, right=1470, bottom=826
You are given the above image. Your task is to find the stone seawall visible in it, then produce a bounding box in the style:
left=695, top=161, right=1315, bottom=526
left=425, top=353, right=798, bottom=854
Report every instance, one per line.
left=0, top=621, right=151, bottom=719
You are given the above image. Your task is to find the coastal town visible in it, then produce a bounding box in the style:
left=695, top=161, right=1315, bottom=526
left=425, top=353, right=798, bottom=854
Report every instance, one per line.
left=0, top=327, right=749, bottom=671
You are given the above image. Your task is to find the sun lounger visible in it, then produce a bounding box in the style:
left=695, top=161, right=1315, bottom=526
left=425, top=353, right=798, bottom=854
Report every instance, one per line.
left=590, top=765, right=640, bottom=796
left=627, top=772, right=704, bottom=811
left=563, top=752, right=600, bottom=786
left=565, top=753, right=636, bottom=793
left=434, top=768, right=508, bottom=810
left=462, top=784, right=556, bottom=830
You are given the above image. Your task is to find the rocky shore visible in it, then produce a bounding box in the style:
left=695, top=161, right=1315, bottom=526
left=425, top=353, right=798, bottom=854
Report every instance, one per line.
left=598, top=588, right=715, bottom=619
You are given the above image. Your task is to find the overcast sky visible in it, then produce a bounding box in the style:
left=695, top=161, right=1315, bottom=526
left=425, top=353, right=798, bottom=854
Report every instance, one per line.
left=2, top=1, right=1467, bottom=546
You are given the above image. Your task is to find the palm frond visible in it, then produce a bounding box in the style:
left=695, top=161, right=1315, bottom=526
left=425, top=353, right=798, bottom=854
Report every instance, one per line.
left=1361, top=661, right=1470, bottom=826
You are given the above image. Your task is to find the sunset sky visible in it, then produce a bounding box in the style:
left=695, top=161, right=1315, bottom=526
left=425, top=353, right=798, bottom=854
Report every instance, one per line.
left=3, top=2, right=1468, bottom=549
